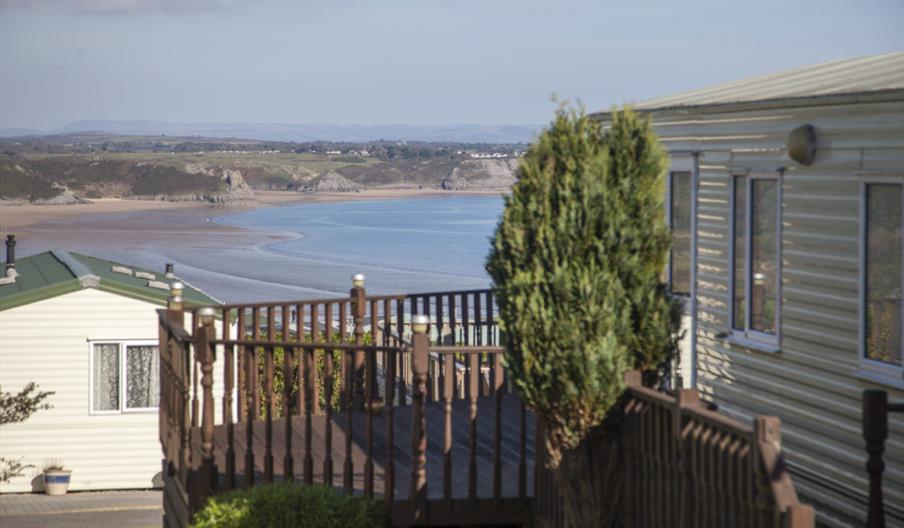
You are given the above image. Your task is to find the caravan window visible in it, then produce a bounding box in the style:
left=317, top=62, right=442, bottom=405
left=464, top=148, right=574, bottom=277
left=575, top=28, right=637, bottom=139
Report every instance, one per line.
left=91, top=341, right=160, bottom=413
left=863, top=183, right=903, bottom=369
left=730, top=174, right=781, bottom=344
left=669, top=171, right=692, bottom=296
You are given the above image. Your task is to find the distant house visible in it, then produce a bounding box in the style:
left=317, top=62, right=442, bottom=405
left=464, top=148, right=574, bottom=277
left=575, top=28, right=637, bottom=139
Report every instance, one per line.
left=595, top=51, right=904, bottom=526
left=0, top=237, right=220, bottom=493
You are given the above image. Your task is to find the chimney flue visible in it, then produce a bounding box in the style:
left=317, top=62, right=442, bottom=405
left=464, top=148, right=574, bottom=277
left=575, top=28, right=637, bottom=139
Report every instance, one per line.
left=5, top=235, right=15, bottom=272
left=164, top=262, right=175, bottom=279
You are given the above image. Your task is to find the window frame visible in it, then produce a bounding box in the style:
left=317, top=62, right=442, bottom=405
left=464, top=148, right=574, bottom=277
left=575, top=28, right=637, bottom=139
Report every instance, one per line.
left=88, top=339, right=160, bottom=415
left=728, top=171, right=783, bottom=349
left=858, top=176, right=904, bottom=381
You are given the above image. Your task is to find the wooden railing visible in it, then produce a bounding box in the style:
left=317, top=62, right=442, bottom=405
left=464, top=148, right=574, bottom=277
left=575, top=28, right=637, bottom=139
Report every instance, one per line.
left=159, top=282, right=533, bottom=527
left=161, top=281, right=810, bottom=527
left=534, top=371, right=814, bottom=528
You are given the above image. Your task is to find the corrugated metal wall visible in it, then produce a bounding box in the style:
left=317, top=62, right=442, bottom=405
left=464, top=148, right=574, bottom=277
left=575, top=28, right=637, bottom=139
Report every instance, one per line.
left=642, top=96, right=904, bottom=527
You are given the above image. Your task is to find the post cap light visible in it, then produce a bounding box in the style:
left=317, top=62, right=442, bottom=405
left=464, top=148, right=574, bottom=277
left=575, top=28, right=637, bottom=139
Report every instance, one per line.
left=352, top=274, right=365, bottom=288
left=198, top=306, right=216, bottom=327
left=170, top=281, right=184, bottom=297
left=411, top=314, right=430, bottom=334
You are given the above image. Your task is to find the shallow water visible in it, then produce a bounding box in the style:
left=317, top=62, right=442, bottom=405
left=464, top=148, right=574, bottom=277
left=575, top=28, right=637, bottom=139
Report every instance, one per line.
left=213, top=195, right=504, bottom=299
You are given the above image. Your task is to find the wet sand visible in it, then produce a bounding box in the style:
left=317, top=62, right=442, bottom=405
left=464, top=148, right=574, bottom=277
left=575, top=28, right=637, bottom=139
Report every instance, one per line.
left=0, top=189, right=503, bottom=302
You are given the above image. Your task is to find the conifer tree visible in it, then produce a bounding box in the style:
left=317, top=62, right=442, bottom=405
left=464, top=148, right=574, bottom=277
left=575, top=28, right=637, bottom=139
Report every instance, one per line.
left=487, top=106, right=680, bottom=525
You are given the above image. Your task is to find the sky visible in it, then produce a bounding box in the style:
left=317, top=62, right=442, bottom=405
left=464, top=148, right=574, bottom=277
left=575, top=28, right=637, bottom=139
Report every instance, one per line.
left=1, top=0, right=902, bottom=131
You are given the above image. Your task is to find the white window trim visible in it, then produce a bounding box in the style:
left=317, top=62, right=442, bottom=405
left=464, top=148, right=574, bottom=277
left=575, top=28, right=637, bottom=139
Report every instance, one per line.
left=728, top=171, right=782, bottom=350
left=88, top=339, right=160, bottom=415
left=858, top=176, right=904, bottom=386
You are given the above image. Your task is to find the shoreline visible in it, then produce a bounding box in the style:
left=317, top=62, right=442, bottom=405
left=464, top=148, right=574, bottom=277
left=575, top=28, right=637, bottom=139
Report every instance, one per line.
left=0, top=189, right=505, bottom=232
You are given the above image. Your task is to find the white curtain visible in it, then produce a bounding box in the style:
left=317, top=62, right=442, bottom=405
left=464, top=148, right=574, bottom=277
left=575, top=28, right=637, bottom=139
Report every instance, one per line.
left=93, top=344, right=120, bottom=411
left=126, top=345, right=159, bottom=409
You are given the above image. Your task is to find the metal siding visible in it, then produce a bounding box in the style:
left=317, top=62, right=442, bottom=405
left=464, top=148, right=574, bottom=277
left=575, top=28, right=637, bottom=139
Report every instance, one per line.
left=644, top=98, right=904, bottom=526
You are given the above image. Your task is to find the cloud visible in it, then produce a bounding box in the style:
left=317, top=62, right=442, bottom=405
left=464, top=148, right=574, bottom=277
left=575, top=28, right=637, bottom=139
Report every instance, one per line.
left=0, top=0, right=232, bottom=14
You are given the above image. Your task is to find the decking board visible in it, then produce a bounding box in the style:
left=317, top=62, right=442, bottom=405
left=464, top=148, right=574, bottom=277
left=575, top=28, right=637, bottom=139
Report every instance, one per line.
left=193, top=394, right=535, bottom=502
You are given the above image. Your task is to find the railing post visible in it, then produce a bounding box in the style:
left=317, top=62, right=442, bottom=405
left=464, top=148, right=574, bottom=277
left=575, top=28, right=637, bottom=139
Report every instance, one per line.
left=351, top=274, right=366, bottom=410
left=195, top=307, right=218, bottom=510
left=410, top=315, right=430, bottom=523
left=168, top=281, right=185, bottom=326
left=863, top=389, right=887, bottom=528
left=752, top=416, right=781, bottom=525
left=167, top=283, right=192, bottom=492
left=675, top=386, right=700, bottom=528
left=787, top=504, right=815, bottom=528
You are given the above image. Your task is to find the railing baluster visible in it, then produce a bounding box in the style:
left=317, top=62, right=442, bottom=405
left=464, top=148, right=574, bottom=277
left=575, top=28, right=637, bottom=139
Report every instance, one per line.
left=304, top=347, right=314, bottom=485
left=443, top=351, right=454, bottom=503
left=468, top=352, right=479, bottom=502
left=252, top=308, right=261, bottom=419
left=283, top=345, right=294, bottom=482
left=449, top=294, right=457, bottom=350
left=192, top=358, right=200, bottom=429
left=222, top=308, right=236, bottom=489
left=493, top=351, right=503, bottom=499
left=244, top=345, right=256, bottom=487
left=310, top=304, right=320, bottom=415
left=236, top=308, right=246, bottom=423
left=519, top=396, right=527, bottom=500
left=485, top=290, right=494, bottom=347
left=264, top=344, right=274, bottom=482
left=435, top=294, right=444, bottom=346
left=344, top=347, right=354, bottom=494
left=324, top=303, right=334, bottom=487
left=396, top=298, right=406, bottom=404
left=385, top=348, right=396, bottom=507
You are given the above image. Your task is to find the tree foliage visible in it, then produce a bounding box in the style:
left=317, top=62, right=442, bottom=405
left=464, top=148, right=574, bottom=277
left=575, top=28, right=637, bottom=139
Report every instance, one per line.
left=486, top=106, right=680, bottom=467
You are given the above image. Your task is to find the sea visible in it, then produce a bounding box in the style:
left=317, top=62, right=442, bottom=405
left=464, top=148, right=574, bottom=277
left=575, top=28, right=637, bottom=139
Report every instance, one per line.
left=193, top=195, right=504, bottom=302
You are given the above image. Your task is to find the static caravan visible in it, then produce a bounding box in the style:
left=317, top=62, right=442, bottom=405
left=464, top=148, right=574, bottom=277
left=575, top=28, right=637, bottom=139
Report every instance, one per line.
left=594, top=51, right=904, bottom=527
left=0, top=238, right=220, bottom=493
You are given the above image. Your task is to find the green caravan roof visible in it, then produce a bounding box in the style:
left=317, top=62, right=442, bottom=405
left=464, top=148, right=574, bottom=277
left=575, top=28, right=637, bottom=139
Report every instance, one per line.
left=0, top=250, right=220, bottom=311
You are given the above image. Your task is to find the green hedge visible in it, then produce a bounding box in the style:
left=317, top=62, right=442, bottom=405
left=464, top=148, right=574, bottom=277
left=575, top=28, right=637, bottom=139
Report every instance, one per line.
left=191, top=484, right=389, bottom=528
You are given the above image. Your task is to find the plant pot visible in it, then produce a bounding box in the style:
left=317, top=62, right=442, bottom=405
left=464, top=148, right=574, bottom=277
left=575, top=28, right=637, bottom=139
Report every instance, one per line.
left=43, top=470, right=72, bottom=496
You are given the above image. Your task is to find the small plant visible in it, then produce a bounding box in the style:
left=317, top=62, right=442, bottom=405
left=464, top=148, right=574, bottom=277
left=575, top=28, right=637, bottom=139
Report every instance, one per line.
left=191, top=483, right=389, bottom=528
left=41, top=458, right=72, bottom=495
left=43, top=459, right=65, bottom=472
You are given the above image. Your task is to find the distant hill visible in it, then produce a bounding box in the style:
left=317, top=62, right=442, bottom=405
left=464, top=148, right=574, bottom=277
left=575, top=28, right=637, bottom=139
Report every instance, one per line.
left=0, top=128, right=43, bottom=138
left=3, top=120, right=541, bottom=144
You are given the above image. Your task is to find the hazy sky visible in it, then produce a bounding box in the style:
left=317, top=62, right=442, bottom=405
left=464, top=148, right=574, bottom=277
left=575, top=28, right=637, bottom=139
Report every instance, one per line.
left=1, top=0, right=902, bottom=130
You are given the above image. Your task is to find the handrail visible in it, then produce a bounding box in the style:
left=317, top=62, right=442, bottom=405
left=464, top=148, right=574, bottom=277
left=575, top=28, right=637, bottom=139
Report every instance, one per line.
left=211, top=339, right=403, bottom=352
left=156, top=308, right=194, bottom=342
left=430, top=346, right=505, bottom=354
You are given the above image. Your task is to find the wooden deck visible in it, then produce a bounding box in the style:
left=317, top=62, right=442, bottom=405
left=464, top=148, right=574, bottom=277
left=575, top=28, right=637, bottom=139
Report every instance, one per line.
left=194, top=394, right=535, bottom=502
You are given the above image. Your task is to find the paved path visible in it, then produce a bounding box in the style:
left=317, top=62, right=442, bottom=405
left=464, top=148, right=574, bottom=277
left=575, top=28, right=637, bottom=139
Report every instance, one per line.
left=0, top=490, right=161, bottom=528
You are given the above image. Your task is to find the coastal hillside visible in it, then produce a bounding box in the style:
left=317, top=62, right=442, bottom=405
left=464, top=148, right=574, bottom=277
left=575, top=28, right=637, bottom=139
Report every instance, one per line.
left=0, top=134, right=521, bottom=203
